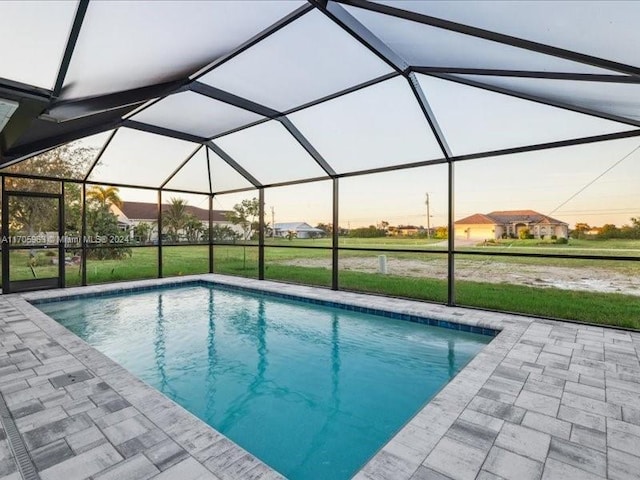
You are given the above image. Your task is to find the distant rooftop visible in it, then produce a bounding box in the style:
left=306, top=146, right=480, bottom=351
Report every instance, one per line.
left=456, top=210, right=567, bottom=225
left=119, top=201, right=230, bottom=222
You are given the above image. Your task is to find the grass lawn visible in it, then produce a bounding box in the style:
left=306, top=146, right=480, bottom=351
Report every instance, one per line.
left=4, top=241, right=640, bottom=329
left=460, top=238, right=640, bottom=257
left=263, top=237, right=446, bottom=250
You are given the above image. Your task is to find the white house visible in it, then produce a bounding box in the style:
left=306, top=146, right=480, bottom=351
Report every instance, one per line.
left=272, top=222, right=325, bottom=239
left=110, top=201, right=235, bottom=241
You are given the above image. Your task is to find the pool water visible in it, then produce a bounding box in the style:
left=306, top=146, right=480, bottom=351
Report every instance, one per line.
left=39, top=285, right=491, bottom=479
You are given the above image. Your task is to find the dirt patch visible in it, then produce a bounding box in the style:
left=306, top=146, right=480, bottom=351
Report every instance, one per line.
left=279, top=257, right=640, bottom=297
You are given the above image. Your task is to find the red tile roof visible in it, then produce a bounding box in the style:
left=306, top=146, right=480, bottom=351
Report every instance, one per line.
left=487, top=210, right=567, bottom=225
left=119, top=201, right=230, bottom=222
left=455, top=213, right=497, bottom=225
left=456, top=210, right=567, bottom=225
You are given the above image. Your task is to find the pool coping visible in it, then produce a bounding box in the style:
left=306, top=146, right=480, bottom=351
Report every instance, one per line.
left=29, top=279, right=500, bottom=338
left=3, top=274, right=639, bottom=480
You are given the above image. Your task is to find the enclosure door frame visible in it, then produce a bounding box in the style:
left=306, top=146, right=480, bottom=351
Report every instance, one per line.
left=1, top=179, right=65, bottom=293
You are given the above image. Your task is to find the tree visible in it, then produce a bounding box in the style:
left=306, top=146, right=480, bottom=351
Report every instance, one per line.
left=163, top=198, right=189, bottom=243
left=134, top=222, right=153, bottom=244
left=597, top=224, right=620, bottom=239
left=572, top=222, right=591, bottom=239
left=5, top=145, right=90, bottom=237
left=211, top=224, right=238, bottom=242
left=434, top=226, right=448, bottom=239
left=85, top=204, right=131, bottom=259
left=315, top=223, right=333, bottom=235
left=184, top=215, right=204, bottom=243
left=86, top=186, right=123, bottom=208
left=226, top=198, right=260, bottom=241
left=627, top=217, right=640, bottom=239
left=377, top=220, right=389, bottom=231
left=83, top=185, right=130, bottom=258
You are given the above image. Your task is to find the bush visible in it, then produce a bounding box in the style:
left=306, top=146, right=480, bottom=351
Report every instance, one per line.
left=518, top=228, right=530, bottom=240
left=348, top=226, right=386, bottom=238
left=551, top=235, right=557, bottom=240
left=555, top=237, right=568, bottom=244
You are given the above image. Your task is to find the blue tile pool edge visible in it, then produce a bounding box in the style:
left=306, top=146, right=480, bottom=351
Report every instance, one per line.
left=27, top=279, right=500, bottom=338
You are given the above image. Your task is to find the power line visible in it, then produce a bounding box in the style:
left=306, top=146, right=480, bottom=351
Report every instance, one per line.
left=545, top=142, right=640, bottom=218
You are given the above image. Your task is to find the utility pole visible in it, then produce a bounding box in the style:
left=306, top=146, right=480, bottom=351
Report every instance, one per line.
left=425, top=192, right=431, bottom=239
left=270, top=206, right=275, bottom=238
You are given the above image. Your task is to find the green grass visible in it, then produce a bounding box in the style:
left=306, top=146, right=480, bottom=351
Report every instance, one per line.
left=462, top=238, right=640, bottom=257
left=456, top=281, right=640, bottom=329
left=339, top=271, right=448, bottom=303
left=85, top=248, right=158, bottom=284
left=262, top=237, right=445, bottom=250
left=4, top=242, right=640, bottom=329
left=163, top=246, right=209, bottom=277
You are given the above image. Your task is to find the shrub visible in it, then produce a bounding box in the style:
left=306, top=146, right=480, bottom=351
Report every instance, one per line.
left=555, top=237, right=568, bottom=244
left=551, top=235, right=557, bottom=240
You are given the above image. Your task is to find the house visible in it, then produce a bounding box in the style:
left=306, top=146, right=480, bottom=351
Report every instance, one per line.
left=454, top=210, right=568, bottom=240
left=272, top=222, right=325, bottom=239
left=111, top=201, right=234, bottom=241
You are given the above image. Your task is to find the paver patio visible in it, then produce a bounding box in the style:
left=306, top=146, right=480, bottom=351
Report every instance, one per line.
left=0, top=274, right=637, bottom=480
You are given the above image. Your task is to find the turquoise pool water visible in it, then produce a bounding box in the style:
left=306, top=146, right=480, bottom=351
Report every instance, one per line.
left=39, top=285, right=491, bottom=479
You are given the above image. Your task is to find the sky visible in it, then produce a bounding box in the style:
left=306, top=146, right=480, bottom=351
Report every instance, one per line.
left=113, top=134, right=640, bottom=230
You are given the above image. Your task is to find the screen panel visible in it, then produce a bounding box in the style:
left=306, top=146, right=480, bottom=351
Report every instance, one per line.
left=289, top=77, right=444, bottom=173
left=200, top=9, right=391, bottom=111
left=131, top=91, right=264, bottom=138
left=160, top=192, right=210, bottom=245
left=345, top=4, right=615, bottom=74
left=454, top=136, right=640, bottom=250
left=265, top=181, right=332, bottom=244
left=0, top=1, right=78, bottom=89
left=340, top=165, right=448, bottom=250
left=209, top=149, right=255, bottom=193
left=88, top=128, right=199, bottom=187
left=454, top=254, right=640, bottom=329
left=214, top=121, right=328, bottom=185
left=61, top=1, right=304, bottom=99
left=2, top=130, right=114, bottom=180
left=455, top=75, right=640, bottom=123
left=164, top=147, right=210, bottom=194
left=416, top=74, right=635, bottom=156
left=373, top=1, right=640, bottom=71
left=213, top=191, right=260, bottom=245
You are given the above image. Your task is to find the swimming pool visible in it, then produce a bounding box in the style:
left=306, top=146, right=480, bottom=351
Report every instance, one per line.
left=38, top=283, right=493, bottom=479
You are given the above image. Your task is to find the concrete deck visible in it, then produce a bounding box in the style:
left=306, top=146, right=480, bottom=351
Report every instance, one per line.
left=0, top=274, right=637, bottom=480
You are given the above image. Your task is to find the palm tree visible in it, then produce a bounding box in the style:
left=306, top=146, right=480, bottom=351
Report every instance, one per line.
left=163, top=198, right=189, bottom=243
left=86, top=186, right=123, bottom=208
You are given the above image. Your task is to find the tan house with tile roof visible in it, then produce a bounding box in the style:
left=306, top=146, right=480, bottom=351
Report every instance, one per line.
left=454, top=210, right=568, bottom=240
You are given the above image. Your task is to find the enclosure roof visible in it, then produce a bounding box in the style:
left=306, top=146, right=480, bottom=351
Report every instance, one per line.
left=1, top=0, right=639, bottom=194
